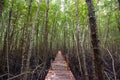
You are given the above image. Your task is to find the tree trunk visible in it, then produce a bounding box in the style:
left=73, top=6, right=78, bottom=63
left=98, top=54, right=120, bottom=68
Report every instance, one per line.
left=63, top=23, right=66, bottom=56
left=6, top=4, right=13, bottom=79
left=86, top=0, right=105, bottom=80
left=81, top=32, right=89, bottom=80
left=44, top=0, right=49, bottom=59
left=1, top=2, right=13, bottom=78
left=49, top=18, right=56, bottom=60
left=21, top=0, right=32, bottom=77
left=118, top=0, right=120, bottom=10
left=117, top=0, right=120, bottom=32
left=0, top=0, right=4, bottom=16
left=24, top=1, right=40, bottom=79
left=75, top=0, right=82, bottom=77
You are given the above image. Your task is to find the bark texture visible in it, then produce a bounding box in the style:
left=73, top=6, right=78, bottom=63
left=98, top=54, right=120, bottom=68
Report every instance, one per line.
left=86, top=0, right=105, bottom=80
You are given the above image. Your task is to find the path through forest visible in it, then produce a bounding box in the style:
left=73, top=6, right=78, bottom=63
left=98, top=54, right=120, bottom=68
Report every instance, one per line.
left=45, top=51, right=75, bottom=80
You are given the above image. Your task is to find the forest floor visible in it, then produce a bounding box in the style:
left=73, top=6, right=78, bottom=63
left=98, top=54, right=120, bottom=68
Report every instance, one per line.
left=45, top=51, right=75, bottom=80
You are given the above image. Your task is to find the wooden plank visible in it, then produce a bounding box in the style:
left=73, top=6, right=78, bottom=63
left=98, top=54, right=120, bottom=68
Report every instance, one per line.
left=45, top=51, right=75, bottom=80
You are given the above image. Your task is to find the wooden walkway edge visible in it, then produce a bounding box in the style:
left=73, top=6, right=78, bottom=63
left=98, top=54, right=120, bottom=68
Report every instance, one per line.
left=45, top=51, right=75, bottom=80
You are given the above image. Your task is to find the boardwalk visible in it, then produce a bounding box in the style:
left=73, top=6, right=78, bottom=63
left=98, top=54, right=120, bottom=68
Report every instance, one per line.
left=45, top=51, right=75, bottom=80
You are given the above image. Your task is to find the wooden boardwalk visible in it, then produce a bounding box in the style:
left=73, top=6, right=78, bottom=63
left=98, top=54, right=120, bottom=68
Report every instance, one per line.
left=45, top=51, right=75, bottom=80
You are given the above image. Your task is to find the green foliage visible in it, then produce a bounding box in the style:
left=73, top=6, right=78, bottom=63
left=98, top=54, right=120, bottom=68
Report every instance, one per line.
left=0, top=0, right=120, bottom=49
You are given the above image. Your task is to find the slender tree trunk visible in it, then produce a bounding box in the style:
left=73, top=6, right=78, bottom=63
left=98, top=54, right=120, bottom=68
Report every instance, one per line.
left=63, top=23, right=66, bottom=56
left=6, top=2, right=14, bottom=79
left=49, top=18, right=56, bottom=60
left=10, top=10, right=19, bottom=51
left=24, top=1, right=40, bottom=80
left=21, top=0, right=32, bottom=76
left=44, top=0, right=49, bottom=59
left=1, top=2, right=13, bottom=78
left=72, top=22, right=75, bottom=52
left=118, top=0, right=120, bottom=9
left=6, top=4, right=13, bottom=79
left=81, top=32, right=89, bottom=80
left=117, top=0, right=120, bottom=32
left=103, top=3, right=112, bottom=47
left=21, top=23, right=28, bottom=73
left=36, top=23, right=40, bottom=64
left=86, top=0, right=105, bottom=80
left=75, top=0, right=82, bottom=77
left=0, top=0, right=4, bottom=16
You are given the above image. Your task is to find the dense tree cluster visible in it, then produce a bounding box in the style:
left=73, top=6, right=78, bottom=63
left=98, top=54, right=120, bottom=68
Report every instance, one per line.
left=0, top=0, right=120, bottom=80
